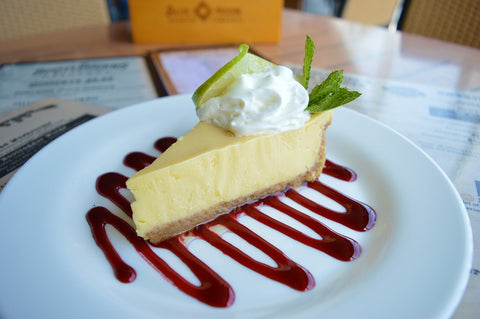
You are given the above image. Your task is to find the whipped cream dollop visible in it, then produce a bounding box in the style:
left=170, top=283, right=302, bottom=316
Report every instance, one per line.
left=197, top=65, right=310, bottom=137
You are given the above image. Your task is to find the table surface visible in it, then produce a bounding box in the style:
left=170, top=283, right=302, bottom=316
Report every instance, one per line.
left=1, top=8, right=479, bottom=318
left=1, top=9, right=479, bottom=92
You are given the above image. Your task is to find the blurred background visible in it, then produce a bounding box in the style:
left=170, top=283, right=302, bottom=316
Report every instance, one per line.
left=0, top=0, right=478, bottom=48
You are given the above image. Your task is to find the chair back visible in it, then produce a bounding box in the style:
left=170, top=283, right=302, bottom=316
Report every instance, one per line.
left=0, top=0, right=110, bottom=40
left=398, top=0, right=480, bottom=48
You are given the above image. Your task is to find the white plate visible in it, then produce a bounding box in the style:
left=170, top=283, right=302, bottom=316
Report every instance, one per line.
left=0, top=95, right=472, bottom=319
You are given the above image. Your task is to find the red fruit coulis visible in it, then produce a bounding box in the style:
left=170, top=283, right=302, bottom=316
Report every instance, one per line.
left=86, top=137, right=376, bottom=308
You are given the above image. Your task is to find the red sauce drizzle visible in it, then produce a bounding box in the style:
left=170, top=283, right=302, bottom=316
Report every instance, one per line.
left=324, top=159, right=357, bottom=182
left=86, top=207, right=234, bottom=307
left=95, top=172, right=131, bottom=217
left=122, top=136, right=175, bottom=170
left=123, top=152, right=155, bottom=171
left=86, top=137, right=376, bottom=308
left=244, top=197, right=361, bottom=261
left=154, top=136, right=177, bottom=152
left=193, top=214, right=315, bottom=291
left=286, top=181, right=376, bottom=232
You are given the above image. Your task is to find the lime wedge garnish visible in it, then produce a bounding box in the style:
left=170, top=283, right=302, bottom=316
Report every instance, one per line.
left=192, top=44, right=275, bottom=108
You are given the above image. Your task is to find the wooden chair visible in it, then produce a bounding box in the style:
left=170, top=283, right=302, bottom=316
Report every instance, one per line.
left=341, top=0, right=401, bottom=27
left=398, top=0, right=480, bottom=48
left=0, top=0, right=110, bottom=40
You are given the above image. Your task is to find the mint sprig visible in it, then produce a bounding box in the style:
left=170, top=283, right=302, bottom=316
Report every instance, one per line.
left=296, top=35, right=315, bottom=89
left=306, top=85, right=361, bottom=113
left=305, top=70, right=361, bottom=113
left=309, top=70, right=343, bottom=103
left=299, top=36, right=361, bottom=113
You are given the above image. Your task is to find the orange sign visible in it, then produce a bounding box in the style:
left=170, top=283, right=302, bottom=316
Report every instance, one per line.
left=129, top=0, right=283, bottom=44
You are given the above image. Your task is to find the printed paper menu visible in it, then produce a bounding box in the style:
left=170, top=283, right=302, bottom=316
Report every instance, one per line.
left=0, top=56, right=159, bottom=114
left=0, top=98, right=110, bottom=190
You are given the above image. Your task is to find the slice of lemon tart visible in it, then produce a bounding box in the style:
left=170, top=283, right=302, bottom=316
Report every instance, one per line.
left=126, top=37, right=360, bottom=244
left=127, top=110, right=332, bottom=243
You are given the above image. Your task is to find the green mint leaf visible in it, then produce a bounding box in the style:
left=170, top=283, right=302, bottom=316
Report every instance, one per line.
left=308, top=70, right=344, bottom=104
left=297, top=35, right=315, bottom=89
left=306, top=87, right=361, bottom=113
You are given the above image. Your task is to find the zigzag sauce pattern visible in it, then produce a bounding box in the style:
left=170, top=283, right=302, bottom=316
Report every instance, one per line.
left=86, top=137, right=376, bottom=308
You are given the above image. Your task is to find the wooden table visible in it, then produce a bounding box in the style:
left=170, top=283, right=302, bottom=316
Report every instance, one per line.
left=1, top=8, right=478, bottom=318
left=1, top=9, right=479, bottom=92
